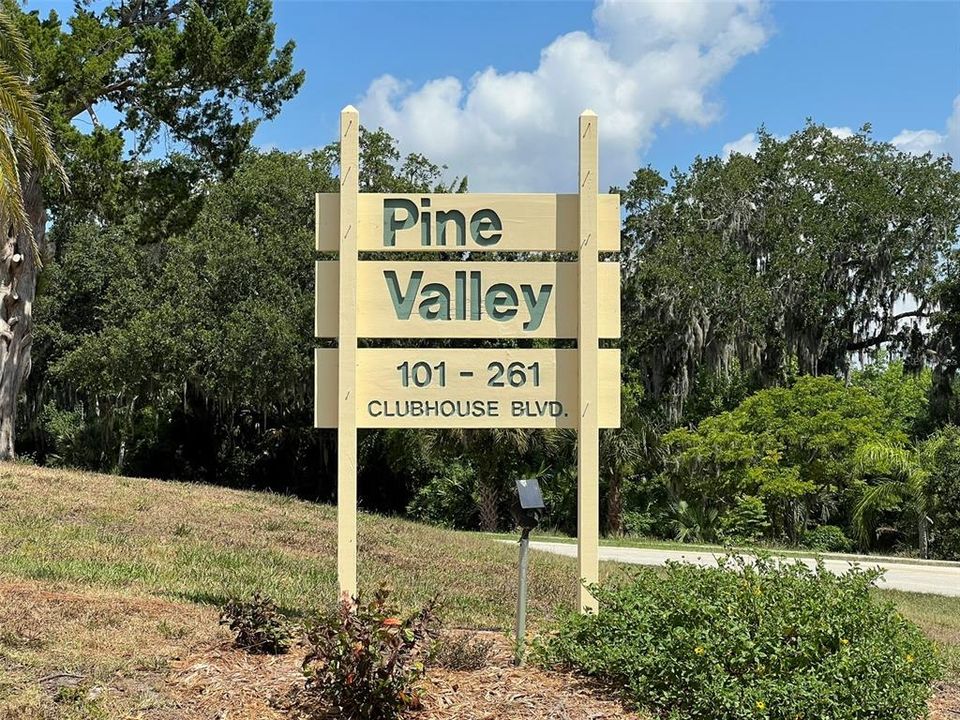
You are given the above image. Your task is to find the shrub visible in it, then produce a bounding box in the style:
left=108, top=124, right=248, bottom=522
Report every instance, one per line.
left=537, top=555, right=940, bottom=720
left=406, top=462, right=477, bottom=529
left=928, top=426, right=960, bottom=560
left=302, top=588, right=439, bottom=720
left=801, top=524, right=854, bottom=553
left=621, top=509, right=656, bottom=537
left=219, top=594, right=293, bottom=654
left=719, top=495, right=770, bottom=543
left=431, top=632, right=495, bottom=671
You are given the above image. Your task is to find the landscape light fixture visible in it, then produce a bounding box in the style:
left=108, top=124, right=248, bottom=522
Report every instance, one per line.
left=512, top=476, right=545, bottom=665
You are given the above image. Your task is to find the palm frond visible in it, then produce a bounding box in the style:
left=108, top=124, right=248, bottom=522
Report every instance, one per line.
left=854, top=441, right=910, bottom=479
left=0, top=13, right=67, bottom=253
left=0, top=126, right=28, bottom=233
left=0, top=65, right=65, bottom=184
left=852, top=480, right=906, bottom=547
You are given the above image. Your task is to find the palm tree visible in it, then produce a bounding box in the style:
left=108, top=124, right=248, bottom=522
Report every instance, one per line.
left=600, top=411, right=661, bottom=535
left=0, top=7, right=65, bottom=240
left=667, top=499, right=720, bottom=543
left=852, top=440, right=941, bottom=557
left=428, top=428, right=538, bottom=532
left=0, top=6, right=66, bottom=460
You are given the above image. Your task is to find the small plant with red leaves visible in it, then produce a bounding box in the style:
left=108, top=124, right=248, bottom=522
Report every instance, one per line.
left=302, top=587, right=439, bottom=719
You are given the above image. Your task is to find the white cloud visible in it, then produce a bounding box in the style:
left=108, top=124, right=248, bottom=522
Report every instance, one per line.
left=890, top=129, right=945, bottom=155
left=722, top=126, right=854, bottom=158
left=891, top=95, right=960, bottom=165
left=359, top=1, right=771, bottom=191
left=827, top=126, right=854, bottom=140
left=722, top=131, right=760, bottom=158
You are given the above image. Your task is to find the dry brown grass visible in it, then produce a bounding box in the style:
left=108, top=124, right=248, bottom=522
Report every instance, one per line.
left=0, top=577, right=643, bottom=719
left=0, top=577, right=222, bottom=718
left=0, top=462, right=958, bottom=719
left=0, top=461, right=597, bottom=627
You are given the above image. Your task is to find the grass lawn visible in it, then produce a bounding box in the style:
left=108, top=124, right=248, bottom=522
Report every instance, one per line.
left=0, top=462, right=958, bottom=718
left=0, top=462, right=599, bottom=629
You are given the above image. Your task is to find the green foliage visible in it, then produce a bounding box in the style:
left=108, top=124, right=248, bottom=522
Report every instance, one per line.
left=850, top=440, right=936, bottom=553
left=667, top=500, right=720, bottom=543
left=538, top=556, right=940, bottom=720
left=619, top=124, right=960, bottom=418
left=21, top=0, right=304, bottom=178
left=219, top=594, right=293, bottom=655
left=852, top=355, right=932, bottom=438
left=621, top=509, right=657, bottom=537
left=927, top=426, right=960, bottom=560
left=30, top=150, right=333, bottom=488
left=406, top=461, right=477, bottom=529
left=719, top=495, right=770, bottom=543
left=801, top=524, right=854, bottom=553
left=302, top=588, right=439, bottom=720
left=0, top=1, right=65, bottom=238
left=662, top=375, right=901, bottom=540
left=930, top=251, right=960, bottom=427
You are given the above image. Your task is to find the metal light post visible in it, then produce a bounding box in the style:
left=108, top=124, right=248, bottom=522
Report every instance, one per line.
left=513, top=477, right=545, bottom=666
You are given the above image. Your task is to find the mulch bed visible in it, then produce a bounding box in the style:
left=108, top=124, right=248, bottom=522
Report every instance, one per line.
left=932, top=682, right=960, bottom=719
left=168, top=632, right=960, bottom=720
left=169, top=631, right=640, bottom=719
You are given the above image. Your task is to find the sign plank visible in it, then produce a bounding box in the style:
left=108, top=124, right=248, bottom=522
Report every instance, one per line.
left=316, top=193, right=620, bottom=252
left=315, top=348, right=620, bottom=429
left=315, top=261, right=620, bottom=339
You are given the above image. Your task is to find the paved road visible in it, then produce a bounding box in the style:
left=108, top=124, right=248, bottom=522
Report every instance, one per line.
left=525, top=541, right=960, bottom=597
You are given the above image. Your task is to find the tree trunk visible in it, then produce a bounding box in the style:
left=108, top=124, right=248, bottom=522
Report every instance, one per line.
left=476, top=479, right=499, bottom=532
left=0, top=173, right=43, bottom=459
left=919, top=514, right=929, bottom=559
left=606, top=470, right=624, bottom=536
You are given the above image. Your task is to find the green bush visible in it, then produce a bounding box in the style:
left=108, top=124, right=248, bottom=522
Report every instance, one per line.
left=537, top=556, right=940, bottom=720
left=720, top=495, right=770, bottom=543
left=801, top=524, right=854, bottom=553
left=406, top=462, right=477, bottom=529
left=929, top=426, right=960, bottom=560
left=219, top=594, right=293, bottom=654
left=622, top=509, right=656, bottom=537
left=302, top=588, right=438, bottom=720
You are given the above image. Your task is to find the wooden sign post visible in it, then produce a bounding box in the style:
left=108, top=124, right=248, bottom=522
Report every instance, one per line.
left=316, top=106, right=619, bottom=612
left=337, top=106, right=359, bottom=600
left=577, top=111, right=600, bottom=612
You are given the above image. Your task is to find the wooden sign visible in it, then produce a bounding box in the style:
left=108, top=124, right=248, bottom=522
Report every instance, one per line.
left=315, top=348, right=620, bottom=428
left=316, top=193, right=621, bottom=252
left=315, top=261, right=620, bottom=338
left=318, top=106, right=619, bottom=614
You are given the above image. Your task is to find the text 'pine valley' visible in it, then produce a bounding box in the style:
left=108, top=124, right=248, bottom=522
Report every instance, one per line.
left=381, top=199, right=553, bottom=332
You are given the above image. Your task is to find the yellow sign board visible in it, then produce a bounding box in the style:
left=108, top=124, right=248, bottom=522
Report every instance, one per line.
left=319, top=106, right=617, bottom=612
left=315, top=348, right=620, bottom=428
left=315, top=261, right=620, bottom=339
left=316, top=193, right=620, bottom=252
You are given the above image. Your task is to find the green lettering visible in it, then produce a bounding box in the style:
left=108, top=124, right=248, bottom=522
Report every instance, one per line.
left=521, top=284, right=553, bottom=332
left=470, top=208, right=502, bottom=246
left=418, top=282, right=451, bottom=320
left=383, top=199, right=418, bottom=247
left=436, top=209, right=466, bottom=247
left=383, top=270, right=422, bottom=319
left=485, top=282, right=518, bottom=322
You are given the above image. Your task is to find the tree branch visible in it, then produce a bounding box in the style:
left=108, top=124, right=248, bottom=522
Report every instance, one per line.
left=845, top=312, right=931, bottom=353
left=120, top=0, right=189, bottom=29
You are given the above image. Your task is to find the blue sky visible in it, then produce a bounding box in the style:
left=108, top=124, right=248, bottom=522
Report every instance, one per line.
left=262, top=0, right=959, bottom=191
left=28, top=0, right=960, bottom=191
